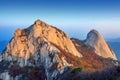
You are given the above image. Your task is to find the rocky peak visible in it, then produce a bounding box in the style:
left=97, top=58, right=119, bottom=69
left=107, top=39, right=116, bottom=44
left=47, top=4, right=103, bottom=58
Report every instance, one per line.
left=4, top=19, right=82, bottom=60
left=85, top=29, right=117, bottom=60
left=35, top=19, right=41, bottom=26
left=31, top=19, right=82, bottom=57
left=0, top=19, right=82, bottom=80
left=0, top=20, right=118, bottom=80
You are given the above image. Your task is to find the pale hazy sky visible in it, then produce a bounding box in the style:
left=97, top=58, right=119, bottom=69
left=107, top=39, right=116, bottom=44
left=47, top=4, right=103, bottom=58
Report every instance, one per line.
left=0, top=0, right=120, bottom=40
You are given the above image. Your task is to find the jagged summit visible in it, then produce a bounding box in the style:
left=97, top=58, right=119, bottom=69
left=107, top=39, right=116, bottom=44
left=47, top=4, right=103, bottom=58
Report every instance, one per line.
left=1, top=19, right=83, bottom=61
left=12, top=19, right=82, bottom=59
left=85, top=29, right=117, bottom=60
left=0, top=19, right=82, bottom=80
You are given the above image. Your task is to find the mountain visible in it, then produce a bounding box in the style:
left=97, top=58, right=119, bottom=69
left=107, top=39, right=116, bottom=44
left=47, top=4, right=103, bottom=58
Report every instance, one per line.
left=0, top=20, right=119, bottom=80
left=85, top=29, right=117, bottom=60
left=0, top=20, right=82, bottom=80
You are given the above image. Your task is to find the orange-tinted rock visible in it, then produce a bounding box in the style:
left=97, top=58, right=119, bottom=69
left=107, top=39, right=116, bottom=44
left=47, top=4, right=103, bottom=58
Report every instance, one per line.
left=35, top=19, right=41, bottom=26
left=85, top=29, right=117, bottom=60
left=14, top=29, right=22, bottom=37
left=20, top=36, right=27, bottom=43
left=3, top=19, right=82, bottom=60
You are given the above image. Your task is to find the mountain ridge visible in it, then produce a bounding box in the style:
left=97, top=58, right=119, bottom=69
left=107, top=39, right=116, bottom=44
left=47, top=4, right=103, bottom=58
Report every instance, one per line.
left=0, top=19, right=118, bottom=80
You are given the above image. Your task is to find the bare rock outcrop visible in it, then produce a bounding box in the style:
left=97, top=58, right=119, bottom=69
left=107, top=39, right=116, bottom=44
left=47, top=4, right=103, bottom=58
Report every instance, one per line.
left=85, top=29, right=117, bottom=60
left=0, top=19, right=82, bottom=80
left=0, top=20, right=117, bottom=80
left=32, top=20, right=82, bottom=57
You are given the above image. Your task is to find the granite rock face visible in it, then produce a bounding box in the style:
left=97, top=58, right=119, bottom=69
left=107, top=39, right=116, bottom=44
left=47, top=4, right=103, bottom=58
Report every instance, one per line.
left=0, top=20, right=82, bottom=80
left=85, top=29, right=117, bottom=60
left=0, top=20, right=117, bottom=80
